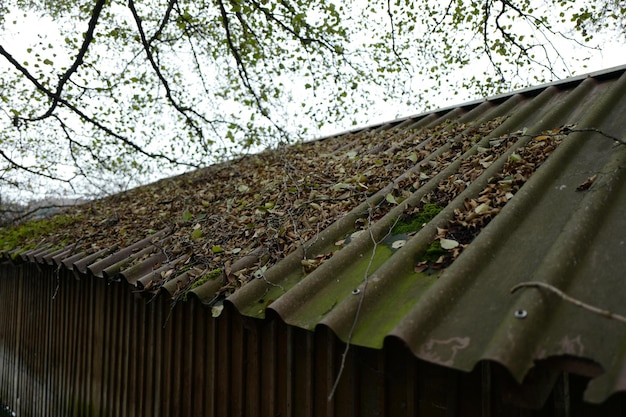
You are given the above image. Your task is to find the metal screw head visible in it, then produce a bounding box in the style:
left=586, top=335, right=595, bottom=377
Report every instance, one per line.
left=352, top=288, right=361, bottom=295
left=514, top=309, right=528, bottom=319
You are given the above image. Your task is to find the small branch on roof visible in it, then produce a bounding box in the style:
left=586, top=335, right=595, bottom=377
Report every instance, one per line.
left=515, top=125, right=626, bottom=146
left=328, top=199, right=400, bottom=401
left=569, top=127, right=626, bottom=146
left=511, top=281, right=626, bottom=324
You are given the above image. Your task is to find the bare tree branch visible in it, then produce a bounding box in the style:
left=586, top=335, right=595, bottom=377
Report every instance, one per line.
left=386, top=0, right=411, bottom=73
left=215, top=0, right=291, bottom=143
left=511, top=281, right=626, bottom=324
left=519, top=125, right=626, bottom=146
left=0, top=148, right=74, bottom=184
left=127, top=0, right=205, bottom=140
left=148, top=0, right=179, bottom=45
left=30, top=0, right=107, bottom=121
left=0, top=203, right=79, bottom=226
left=571, top=127, right=626, bottom=146
left=0, top=46, right=200, bottom=168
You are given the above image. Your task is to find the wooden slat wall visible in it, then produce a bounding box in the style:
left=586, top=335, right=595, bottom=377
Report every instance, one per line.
left=1, top=263, right=625, bottom=417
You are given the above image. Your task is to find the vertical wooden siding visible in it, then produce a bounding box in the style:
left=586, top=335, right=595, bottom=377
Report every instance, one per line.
left=1, top=263, right=625, bottom=417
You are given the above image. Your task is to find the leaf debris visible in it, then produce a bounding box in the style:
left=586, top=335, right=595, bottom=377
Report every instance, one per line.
left=1, top=117, right=576, bottom=302
left=413, top=126, right=569, bottom=273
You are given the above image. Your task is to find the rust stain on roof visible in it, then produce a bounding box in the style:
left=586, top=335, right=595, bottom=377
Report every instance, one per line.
left=3, top=65, right=626, bottom=404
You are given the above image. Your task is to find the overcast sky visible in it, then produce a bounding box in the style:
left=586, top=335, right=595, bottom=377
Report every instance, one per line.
left=1, top=3, right=626, bottom=203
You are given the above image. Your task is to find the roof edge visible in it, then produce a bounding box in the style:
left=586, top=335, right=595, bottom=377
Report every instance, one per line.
left=321, top=64, right=626, bottom=140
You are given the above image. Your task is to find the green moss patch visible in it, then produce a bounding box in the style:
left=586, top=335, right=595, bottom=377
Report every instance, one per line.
left=190, top=268, right=224, bottom=290
left=392, top=203, right=444, bottom=234
left=0, top=214, right=76, bottom=254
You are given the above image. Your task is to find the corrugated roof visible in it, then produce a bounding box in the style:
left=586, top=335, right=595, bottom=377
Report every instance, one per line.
left=3, top=65, right=626, bottom=404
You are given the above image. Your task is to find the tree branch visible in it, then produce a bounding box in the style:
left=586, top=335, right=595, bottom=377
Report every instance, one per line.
left=216, top=0, right=269, bottom=117
left=0, top=203, right=79, bottom=226
left=0, top=148, right=74, bottom=184
left=148, top=0, right=178, bottom=45
left=511, top=281, right=626, bottom=324
left=570, top=127, right=626, bottom=146
left=31, top=0, right=107, bottom=121
left=249, top=0, right=335, bottom=52
left=430, top=0, right=455, bottom=34
left=127, top=0, right=206, bottom=141
left=0, top=46, right=199, bottom=169
left=518, top=125, right=626, bottom=146
left=386, top=0, right=410, bottom=73
left=215, top=0, right=291, bottom=143
left=482, top=0, right=506, bottom=82
left=494, top=1, right=560, bottom=78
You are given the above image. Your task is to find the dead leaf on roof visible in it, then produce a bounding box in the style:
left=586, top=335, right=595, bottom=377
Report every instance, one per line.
left=576, top=174, right=598, bottom=191
left=411, top=127, right=567, bottom=271
left=7, top=117, right=582, bottom=303
left=440, top=238, right=460, bottom=250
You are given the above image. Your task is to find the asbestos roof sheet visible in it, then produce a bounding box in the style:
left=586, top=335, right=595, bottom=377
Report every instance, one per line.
left=3, top=65, right=626, bottom=404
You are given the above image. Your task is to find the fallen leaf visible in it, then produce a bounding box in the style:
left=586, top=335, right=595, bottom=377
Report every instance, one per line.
left=391, top=239, right=406, bottom=249
left=211, top=305, right=224, bottom=318
left=386, top=193, right=398, bottom=204
left=440, top=238, right=460, bottom=250
left=332, top=182, right=352, bottom=191
left=508, top=153, right=522, bottom=163
left=474, top=203, right=491, bottom=214
left=576, top=174, right=598, bottom=191
left=190, top=229, right=203, bottom=240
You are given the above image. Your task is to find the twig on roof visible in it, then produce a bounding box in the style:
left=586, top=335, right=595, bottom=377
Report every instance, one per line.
left=520, top=125, right=626, bottom=146
left=511, top=281, right=626, bottom=324
left=570, top=127, right=626, bottom=146
left=328, top=202, right=403, bottom=401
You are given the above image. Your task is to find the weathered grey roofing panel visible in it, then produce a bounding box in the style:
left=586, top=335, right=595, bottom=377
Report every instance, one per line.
left=233, top=67, right=626, bottom=403
left=390, top=135, right=626, bottom=402
left=3, top=65, right=626, bottom=404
